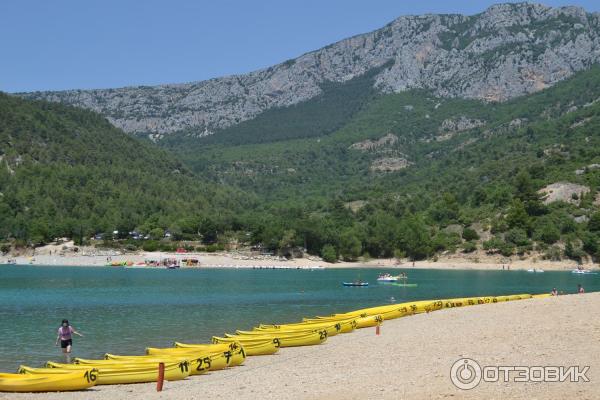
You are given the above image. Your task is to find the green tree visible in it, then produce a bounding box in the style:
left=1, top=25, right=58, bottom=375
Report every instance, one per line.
left=589, top=212, right=600, bottom=232
left=321, top=244, right=338, bottom=263
left=506, top=199, right=530, bottom=230
left=534, top=223, right=560, bottom=244
left=505, top=228, right=530, bottom=246
left=397, top=216, right=432, bottom=260
left=462, top=241, right=477, bottom=253
left=338, top=229, right=362, bottom=261
left=462, top=227, right=479, bottom=241
left=582, top=233, right=599, bottom=257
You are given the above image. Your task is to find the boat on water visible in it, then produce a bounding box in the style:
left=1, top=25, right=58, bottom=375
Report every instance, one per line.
left=572, top=269, right=597, bottom=275
left=377, top=273, right=398, bottom=282
left=527, top=269, right=544, bottom=273
left=342, top=281, right=369, bottom=287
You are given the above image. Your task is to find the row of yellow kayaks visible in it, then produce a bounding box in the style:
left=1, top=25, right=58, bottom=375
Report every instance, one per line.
left=12, top=343, right=246, bottom=391
left=4, top=292, right=545, bottom=392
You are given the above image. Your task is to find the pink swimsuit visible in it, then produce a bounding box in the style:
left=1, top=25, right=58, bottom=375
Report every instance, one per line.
left=58, top=326, right=74, bottom=340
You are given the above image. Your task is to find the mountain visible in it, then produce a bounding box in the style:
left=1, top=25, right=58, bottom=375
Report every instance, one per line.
left=19, top=3, right=600, bottom=140
left=0, top=93, right=248, bottom=245
left=5, top=2, right=600, bottom=264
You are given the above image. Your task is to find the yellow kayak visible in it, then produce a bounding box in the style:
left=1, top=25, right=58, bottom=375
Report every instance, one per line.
left=532, top=293, right=552, bottom=299
left=74, top=356, right=205, bottom=376
left=303, top=314, right=382, bottom=329
left=176, top=340, right=279, bottom=356
left=103, top=353, right=214, bottom=372
left=254, top=324, right=340, bottom=337
left=42, top=361, right=189, bottom=385
left=0, top=370, right=96, bottom=392
left=146, top=342, right=235, bottom=355
left=168, top=342, right=238, bottom=353
left=117, top=350, right=234, bottom=371
left=323, top=301, right=425, bottom=319
left=235, top=328, right=328, bottom=338
left=259, top=318, right=356, bottom=334
left=221, top=331, right=326, bottom=347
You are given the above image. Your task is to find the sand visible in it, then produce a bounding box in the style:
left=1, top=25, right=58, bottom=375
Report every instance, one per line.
left=2, top=293, right=599, bottom=400
left=1, top=246, right=595, bottom=271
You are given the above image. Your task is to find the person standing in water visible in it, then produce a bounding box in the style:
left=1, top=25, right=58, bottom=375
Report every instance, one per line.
left=577, top=284, right=585, bottom=294
left=55, top=319, right=83, bottom=354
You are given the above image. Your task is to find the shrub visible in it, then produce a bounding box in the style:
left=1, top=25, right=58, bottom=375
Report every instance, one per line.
left=534, top=224, right=560, bottom=244
left=142, top=241, right=159, bottom=252
left=462, top=241, right=477, bottom=253
left=582, top=233, right=599, bottom=257
left=321, top=244, right=338, bottom=263
left=1, top=244, right=11, bottom=254
left=542, top=245, right=562, bottom=261
left=505, top=228, right=530, bottom=246
left=589, top=212, right=600, bottom=232
left=483, top=237, right=504, bottom=252
left=205, top=243, right=225, bottom=252
left=462, top=227, right=480, bottom=241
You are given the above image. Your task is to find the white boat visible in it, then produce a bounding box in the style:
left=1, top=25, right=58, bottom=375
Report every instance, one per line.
left=527, top=269, right=544, bottom=273
left=377, top=273, right=407, bottom=282
left=572, top=269, right=596, bottom=275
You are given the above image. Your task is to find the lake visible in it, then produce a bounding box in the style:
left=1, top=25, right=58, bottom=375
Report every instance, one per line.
left=0, top=265, right=597, bottom=371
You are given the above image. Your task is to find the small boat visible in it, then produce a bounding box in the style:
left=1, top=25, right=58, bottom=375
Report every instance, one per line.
left=527, top=269, right=544, bottom=273
left=166, top=264, right=180, bottom=269
left=571, top=269, right=597, bottom=275
left=342, top=281, right=369, bottom=287
left=377, top=273, right=400, bottom=282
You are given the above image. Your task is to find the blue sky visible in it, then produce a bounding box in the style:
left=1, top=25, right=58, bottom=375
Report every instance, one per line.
left=1, top=0, right=599, bottom=92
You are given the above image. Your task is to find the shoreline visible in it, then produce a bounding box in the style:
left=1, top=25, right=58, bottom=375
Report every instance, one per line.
left=3, top=293, right=599, bottom=399
left=1, top=250, right=596, bottom=272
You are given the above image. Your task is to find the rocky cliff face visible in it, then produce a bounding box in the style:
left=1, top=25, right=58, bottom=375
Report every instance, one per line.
left=19, top=3, right=600, bottom=139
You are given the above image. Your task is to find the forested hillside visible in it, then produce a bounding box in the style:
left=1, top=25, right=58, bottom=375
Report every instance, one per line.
left=162, top=67, right=600, bottom=263
left=0, top=93, right=250, bottom=245
left=3, top=66, right=600, bottom=264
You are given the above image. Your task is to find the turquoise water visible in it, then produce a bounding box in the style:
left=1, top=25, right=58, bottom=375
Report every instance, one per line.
left=0, top=265, right=598, bottom=371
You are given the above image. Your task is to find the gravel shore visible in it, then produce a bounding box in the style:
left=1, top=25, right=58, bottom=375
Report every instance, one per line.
left=2, top=251, right=592, bottom=271
left=2, top=293, right=598, bottom=400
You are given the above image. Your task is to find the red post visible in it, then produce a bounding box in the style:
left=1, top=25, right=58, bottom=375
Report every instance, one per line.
left=376, top=323, right=380, bottom=335
left=157, top=362, right=165, bottom=392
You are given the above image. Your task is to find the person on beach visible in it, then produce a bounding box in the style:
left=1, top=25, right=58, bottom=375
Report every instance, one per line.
left=551, top=288, right=558, bottom=296
left=578, top=284, right=585, bottom=294
left=55, top=319, right=83, bottom=353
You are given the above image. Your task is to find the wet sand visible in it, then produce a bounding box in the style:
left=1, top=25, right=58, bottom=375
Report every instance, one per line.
left=2, top=293, right=599, bottom=400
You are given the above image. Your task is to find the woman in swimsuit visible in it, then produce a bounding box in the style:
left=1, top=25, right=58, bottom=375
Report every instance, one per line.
left=55, top=319, right=83, bottom=354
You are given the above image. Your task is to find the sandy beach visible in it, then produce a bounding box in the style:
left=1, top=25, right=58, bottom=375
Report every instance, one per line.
left=2, top=293, right=598, bottom=400
left=1, top=242, right=596, bottom=271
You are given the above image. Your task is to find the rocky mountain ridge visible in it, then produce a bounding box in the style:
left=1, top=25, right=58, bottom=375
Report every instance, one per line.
left=19, top=2, right=600, bottom=139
